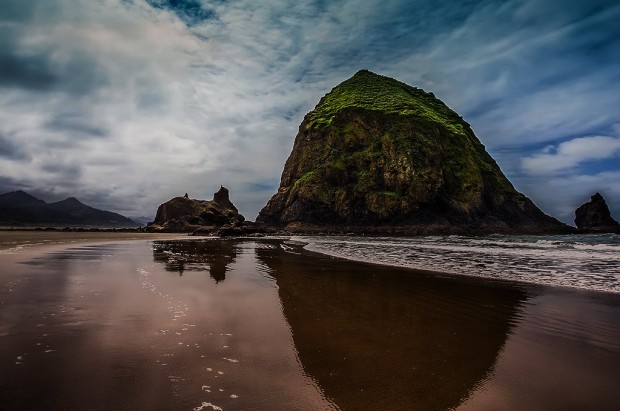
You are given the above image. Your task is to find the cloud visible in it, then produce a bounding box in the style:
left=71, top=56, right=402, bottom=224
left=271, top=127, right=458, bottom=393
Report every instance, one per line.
left=521, top=135, right=620, bottom=175
left=44, top=113, right=109, bottom=138
left=388, top=0, right=620, bottom=148
left=0, top=132, right=31, bottom=161
left=0, top=0, right=218, bottom=214
left=0, top=49, right=58, bottom=91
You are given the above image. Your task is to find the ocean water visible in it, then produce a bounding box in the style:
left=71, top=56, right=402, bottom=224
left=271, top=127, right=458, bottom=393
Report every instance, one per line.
left=299, top=234, right=620, bottom=293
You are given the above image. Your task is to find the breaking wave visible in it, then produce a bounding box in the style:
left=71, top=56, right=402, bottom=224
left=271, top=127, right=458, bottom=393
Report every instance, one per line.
left=297, top=234, right=620, bottom=293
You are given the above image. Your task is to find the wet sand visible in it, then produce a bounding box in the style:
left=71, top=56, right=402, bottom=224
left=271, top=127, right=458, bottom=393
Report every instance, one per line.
left=0, top=230, right=187, bottom=252
left=1, top=236, right=619, bottom=410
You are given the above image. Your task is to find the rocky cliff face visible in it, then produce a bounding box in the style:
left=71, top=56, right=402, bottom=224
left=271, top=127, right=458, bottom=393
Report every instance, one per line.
left=258, top=70, right=568, bottom=234
left=575, top=193, right=620, bottom=233
left=148, top=186, right=245, bottom=233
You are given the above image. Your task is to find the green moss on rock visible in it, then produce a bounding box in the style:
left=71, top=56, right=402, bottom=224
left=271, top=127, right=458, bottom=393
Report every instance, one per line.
left=305, top=70, right=466, bottom=136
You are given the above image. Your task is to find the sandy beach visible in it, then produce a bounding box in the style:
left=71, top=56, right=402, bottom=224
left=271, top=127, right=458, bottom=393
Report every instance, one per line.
left=1, top=234, right=619, bottom=410
left=0, top=230, right=188, bottom=252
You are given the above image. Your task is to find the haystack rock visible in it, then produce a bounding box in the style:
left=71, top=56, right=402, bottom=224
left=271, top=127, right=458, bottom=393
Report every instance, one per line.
left=575, top=193, right=620, bottom=233
left=257, top=70, right=569, bottom=235
left=148, top=186, right=246, bottom=233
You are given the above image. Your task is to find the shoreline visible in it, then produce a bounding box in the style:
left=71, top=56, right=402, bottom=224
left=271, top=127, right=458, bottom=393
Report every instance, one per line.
left=1, top=231, right=617, bottom=297
left=284, top=237, right=619, bottom=299
left=301, top=243, right=620, bottom=298
left=0, top=230, right=189, bottom=253
left=289, top=234, right=620, bottom=296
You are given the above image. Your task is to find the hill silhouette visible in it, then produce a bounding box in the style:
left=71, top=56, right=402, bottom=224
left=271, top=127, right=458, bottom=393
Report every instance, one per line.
left=0, top=190, right=138, bottom=227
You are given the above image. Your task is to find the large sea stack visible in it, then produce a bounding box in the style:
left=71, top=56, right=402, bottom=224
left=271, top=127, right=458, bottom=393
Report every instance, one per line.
left=258, top=70, right=568, bottom=234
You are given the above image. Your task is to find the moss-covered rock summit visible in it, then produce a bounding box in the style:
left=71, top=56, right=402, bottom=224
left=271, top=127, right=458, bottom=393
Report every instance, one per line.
left=258, top=70, right=568, bottom=234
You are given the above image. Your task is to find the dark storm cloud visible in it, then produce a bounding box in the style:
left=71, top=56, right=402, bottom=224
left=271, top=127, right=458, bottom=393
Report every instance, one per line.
left=0, top=0, right=38, bottom=22
left=0, top=44, right=109, bottom=96
left=0, top=133, right=30, bottom=161
left=0, top=48, right=58, bottom=91
left=44, top=114, right=108, bottom=138
left=0, top=176, right=29, bottom=195
left=40, top=162, right=83, bottom=179
left=0, top=11, right=58, bottom=91
left=0, top=0, right=109, bottom=96
left=0, top=1, right=54, bottom=90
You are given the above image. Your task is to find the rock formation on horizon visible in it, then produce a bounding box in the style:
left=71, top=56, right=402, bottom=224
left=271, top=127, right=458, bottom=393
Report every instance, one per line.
left=0, top=190, right=138, bottom=227
left=575, top=193, right=620, bottom=233
left=148, top=186, right=258, bottom=235
left=258, top=70, right=568, bottom=234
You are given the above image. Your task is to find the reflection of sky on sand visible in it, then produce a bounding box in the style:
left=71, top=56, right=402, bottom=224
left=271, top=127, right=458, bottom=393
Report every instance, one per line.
left=0, top=240, right=334, bottom=411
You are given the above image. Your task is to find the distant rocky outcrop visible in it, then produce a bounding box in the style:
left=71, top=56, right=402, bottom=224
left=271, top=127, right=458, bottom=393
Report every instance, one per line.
left=0, top=190, right=138, bottom=227
left=257, top=70, right=569, bottom=235
left=575, top=193, right=620, bottom=233
left=148, top=186, right=268, bottom=236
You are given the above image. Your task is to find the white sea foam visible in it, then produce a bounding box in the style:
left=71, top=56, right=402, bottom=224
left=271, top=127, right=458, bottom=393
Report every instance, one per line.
left=297, top=234, right=620, bottom=293
left=194, top=402, right=223, bottom=411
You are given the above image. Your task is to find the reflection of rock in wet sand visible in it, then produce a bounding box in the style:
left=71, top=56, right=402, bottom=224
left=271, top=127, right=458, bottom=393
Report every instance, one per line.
left=256, top=241, right=526, bottom=411
left=152, top=240, right=237, bottom=283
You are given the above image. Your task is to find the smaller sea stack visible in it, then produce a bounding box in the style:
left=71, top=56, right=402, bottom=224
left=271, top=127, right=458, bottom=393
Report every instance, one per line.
left=575, top=193, right=620, bottom=233
left=148, top=186, right=245, bottom=233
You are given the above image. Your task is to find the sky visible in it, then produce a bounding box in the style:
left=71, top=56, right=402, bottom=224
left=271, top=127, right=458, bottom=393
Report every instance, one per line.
left=1, top=0, right=619, bottom=224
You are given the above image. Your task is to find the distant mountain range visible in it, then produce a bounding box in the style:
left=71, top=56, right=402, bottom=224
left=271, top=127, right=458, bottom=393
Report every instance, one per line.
left=0, top=190, right=139, bottom=227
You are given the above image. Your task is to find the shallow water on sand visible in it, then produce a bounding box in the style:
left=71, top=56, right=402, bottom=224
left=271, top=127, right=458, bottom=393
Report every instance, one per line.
left=1, top=238, right=620, bottom=410
left=0, top=240, right=335, bottom=411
